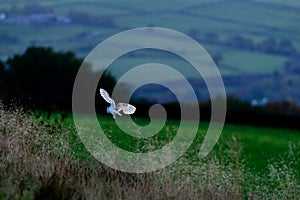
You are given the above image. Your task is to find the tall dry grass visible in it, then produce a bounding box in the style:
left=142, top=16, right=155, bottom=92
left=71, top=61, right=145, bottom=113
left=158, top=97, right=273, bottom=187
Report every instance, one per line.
left=0, top=104, right=299, bottom=199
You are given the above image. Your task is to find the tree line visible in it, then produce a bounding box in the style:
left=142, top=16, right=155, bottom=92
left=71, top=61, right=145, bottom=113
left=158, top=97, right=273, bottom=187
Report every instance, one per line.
left=1, top=45, right=300, bottom=128
left=0, top=46, right=116, bottom=111
left=188, top=30, right=299, bottom=57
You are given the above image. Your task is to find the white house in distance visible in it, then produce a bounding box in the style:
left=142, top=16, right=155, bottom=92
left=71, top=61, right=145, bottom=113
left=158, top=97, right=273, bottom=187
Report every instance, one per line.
left=0, top=13, right=6, bottom=20
left=251, top=97, right=268, bottom=107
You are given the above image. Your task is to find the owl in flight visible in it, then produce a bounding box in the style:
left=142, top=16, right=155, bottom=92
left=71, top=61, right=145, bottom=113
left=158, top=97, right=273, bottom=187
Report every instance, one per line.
left=100, top=88, right=136, bottom=119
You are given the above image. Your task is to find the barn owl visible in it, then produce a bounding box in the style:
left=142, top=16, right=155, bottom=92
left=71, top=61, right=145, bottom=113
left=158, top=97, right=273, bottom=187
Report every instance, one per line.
left=100, top=88, right=136, bottom=119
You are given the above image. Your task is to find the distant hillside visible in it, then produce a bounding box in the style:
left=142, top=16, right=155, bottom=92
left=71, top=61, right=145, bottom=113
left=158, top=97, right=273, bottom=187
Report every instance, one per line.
left=1, top=0, right=300, bottom=103
left=130, top=74, right=300, bottom=104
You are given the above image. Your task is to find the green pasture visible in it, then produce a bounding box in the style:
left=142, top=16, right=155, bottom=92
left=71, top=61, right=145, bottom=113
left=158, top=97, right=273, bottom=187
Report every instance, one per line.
left=189, top=1, right=300, bottom=32
left=43, top=112, right=300, bottom=176
left=220, top=50, right=287, bottom=74
left=256, top=0, right=300, bottom=8
left=53, top=2, right=131, bottom=16
left=218, top=123, right=300, bottom=172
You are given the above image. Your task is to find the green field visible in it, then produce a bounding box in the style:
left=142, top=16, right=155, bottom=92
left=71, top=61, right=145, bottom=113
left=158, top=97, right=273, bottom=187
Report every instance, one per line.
left=31, top=109, right=300, bottom=175
left=220, top=50, right=287, bottom=74
left=64, top=114, right=300, bottom=174
left=1, top=107, right=300, bottom=199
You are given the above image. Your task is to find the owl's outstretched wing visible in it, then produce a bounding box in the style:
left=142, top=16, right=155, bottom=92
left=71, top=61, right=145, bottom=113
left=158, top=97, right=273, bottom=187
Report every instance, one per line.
left=117, top=103, right=136, bottom=115
left=100, top=88, right=116, bottom=108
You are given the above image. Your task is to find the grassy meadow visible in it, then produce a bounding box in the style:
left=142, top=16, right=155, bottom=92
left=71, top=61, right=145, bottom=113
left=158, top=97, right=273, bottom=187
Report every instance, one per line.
left=1, top=105, right=299, bottom=199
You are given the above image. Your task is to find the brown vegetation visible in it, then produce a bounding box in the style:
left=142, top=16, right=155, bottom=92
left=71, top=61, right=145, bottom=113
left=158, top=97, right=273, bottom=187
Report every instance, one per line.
left=0, top=104, right=299, bottom=199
